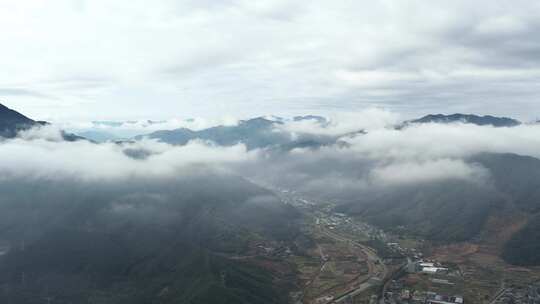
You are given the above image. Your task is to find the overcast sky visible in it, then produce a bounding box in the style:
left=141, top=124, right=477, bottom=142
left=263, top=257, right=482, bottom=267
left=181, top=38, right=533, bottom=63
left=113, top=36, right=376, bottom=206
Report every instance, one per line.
left=1, top=0, right=540, bottom=122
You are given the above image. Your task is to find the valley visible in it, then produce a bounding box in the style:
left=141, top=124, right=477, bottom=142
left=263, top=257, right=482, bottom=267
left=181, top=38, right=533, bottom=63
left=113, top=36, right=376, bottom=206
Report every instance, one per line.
left=267, top=187, right=540, bottom=304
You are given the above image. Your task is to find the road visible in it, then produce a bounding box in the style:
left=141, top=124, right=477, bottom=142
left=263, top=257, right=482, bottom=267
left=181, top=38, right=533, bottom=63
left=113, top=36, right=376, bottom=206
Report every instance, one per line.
left=319, top=226, right=387, bottom=303
left=259, top=185, right=390, bottom=304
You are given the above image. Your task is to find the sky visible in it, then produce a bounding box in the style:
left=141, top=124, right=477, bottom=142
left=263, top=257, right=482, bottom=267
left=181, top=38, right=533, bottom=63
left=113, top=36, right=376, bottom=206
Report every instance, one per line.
left=1, top=0, right=540, bottom=122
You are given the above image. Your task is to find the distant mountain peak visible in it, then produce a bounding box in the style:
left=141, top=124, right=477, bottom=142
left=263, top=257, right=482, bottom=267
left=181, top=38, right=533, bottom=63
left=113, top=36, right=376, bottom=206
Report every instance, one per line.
left=407, top=113, right=521, bottom=127
left=240, top=116, right=282, bottom=127
left=293, top=115, right=327, bottom=123
left=0, top=102, right=85, bottom=141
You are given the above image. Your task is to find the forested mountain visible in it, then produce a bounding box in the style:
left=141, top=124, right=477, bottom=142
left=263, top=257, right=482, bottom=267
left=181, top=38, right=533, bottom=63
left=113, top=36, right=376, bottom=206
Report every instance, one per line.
left=0, top=175, right=300, bottom=303
left=336, top=153, right=540, bottom=265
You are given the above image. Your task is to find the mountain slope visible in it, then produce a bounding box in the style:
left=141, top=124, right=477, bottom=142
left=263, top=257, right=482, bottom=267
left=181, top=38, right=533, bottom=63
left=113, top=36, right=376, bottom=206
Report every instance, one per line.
left=336, top=180, right=503, bottom=243
left=501, top=214, right=540, bottom=266
left=0, top=174, right=300, bottom=303
left=336, top=153, right=540, bottom=265
left=0, top=103, right=45, bottom=138
left=0, top=103, right=85, bottom=141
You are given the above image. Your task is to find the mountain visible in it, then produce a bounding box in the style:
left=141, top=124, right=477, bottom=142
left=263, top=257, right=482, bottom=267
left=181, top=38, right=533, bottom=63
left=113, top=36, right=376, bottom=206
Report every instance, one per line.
left=502, top=214, right=540, bottom=266
left=472, top=153, right=540, bottom=266
left=406, top=113, right=521, bottom=127
left=0, top=103, right=45, bottom=138
left=336, top=179, right=503, bottom=243
left=336, top=153, right=540, bottom=265
left=0, top=174, right=300, bottom=303
left=136, top=116, right=341, bottom=150
left=0, top=103, right=85, bottom=141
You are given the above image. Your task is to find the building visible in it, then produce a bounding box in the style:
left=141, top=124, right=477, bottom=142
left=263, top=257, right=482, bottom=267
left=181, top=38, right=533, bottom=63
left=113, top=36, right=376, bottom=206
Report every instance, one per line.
left=426, top=293, right=463, bottom=304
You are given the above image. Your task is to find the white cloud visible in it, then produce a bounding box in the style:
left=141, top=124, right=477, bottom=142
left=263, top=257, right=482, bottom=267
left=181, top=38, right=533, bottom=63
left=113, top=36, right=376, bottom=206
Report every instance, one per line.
left=0, top=133, right=254, bottom=181
left=276, top=108, right=399, bottom=136
left=344, top=123, right=540, bottom=161
left=369, top=159, right=488, bottom=186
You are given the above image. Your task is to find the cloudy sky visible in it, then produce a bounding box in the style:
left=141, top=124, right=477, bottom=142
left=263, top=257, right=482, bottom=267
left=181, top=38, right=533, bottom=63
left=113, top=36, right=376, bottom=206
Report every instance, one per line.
left=1, top=0, right=540, bottom=122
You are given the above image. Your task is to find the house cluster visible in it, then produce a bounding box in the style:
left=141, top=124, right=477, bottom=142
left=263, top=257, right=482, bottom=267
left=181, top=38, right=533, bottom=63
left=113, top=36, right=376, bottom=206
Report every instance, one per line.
left=384, top=280, right=463, bottom=304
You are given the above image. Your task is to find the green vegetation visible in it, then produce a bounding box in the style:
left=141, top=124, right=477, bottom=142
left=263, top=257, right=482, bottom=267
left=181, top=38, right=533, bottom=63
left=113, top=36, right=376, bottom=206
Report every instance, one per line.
left=0, top=175, right=298, bottom=303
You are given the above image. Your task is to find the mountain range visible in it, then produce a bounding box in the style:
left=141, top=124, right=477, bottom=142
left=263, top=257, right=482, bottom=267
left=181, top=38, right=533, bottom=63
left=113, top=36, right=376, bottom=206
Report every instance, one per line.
left=133, top=116, right=347, bottom=151
left=405, top=113, right=522, bottom=127
left=0, top=174, right=300, bottom=304
left=135, top=113, right=524, bottom=149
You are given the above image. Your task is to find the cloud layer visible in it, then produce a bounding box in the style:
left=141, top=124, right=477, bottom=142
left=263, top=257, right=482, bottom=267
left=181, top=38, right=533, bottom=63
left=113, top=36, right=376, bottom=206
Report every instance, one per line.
left=0, top=125, right=254, bottom=181
left=3, top=110, right=540, bottom=207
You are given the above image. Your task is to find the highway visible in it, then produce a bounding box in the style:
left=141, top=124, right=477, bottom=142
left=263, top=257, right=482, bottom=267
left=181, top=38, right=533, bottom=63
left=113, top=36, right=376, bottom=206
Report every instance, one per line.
left=319, top=226, right=387, bottom=303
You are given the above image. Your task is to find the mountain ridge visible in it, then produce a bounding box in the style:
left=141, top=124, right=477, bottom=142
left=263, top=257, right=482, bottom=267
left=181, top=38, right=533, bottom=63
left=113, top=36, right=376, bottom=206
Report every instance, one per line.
left=406, top=113, right=521, bottom=127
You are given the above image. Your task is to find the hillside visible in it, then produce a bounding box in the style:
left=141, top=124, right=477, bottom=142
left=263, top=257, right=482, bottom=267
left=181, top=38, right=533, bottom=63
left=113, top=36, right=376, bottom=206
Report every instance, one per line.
left=0, top=103, right=84, bottom=141
left=336, top=179, right=504, bottom=243
left=337, top=153, right=540, bottom=265
left=0, top=174, right=300, bottom=303
left=502, top=214, right=540, bottom=266
left=0, top=103, right=44, bottom=138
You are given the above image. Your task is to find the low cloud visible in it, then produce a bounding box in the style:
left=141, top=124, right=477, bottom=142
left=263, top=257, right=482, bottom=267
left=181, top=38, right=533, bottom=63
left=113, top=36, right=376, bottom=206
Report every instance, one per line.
left=369, top=159, right=489, bottom=186
left=276, top=108, right=400, bottom=136
left=235, top=114, right=540, bottom=200
left=0, top=130, right=254, bottom=182
left=346, top=123, right=540, bottom=161
left=3, top=114, right=540, bottom=205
